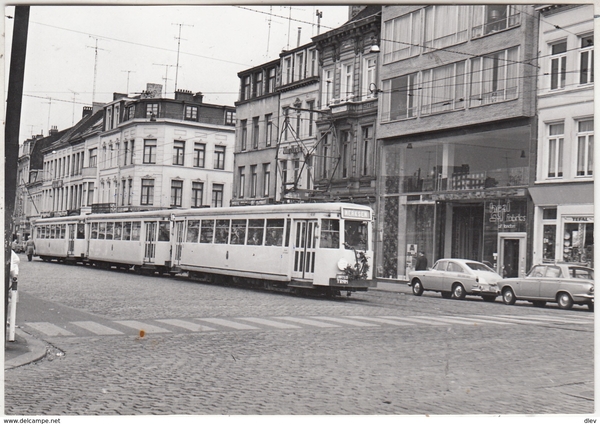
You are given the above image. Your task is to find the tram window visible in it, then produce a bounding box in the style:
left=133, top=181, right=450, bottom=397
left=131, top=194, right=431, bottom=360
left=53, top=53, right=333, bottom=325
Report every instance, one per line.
left=106, top=222, right=114, bottom=240
left=247, top=219, right=264, bottom=245
left=215, top=219, right=230, bottom=244
left=344, top=220, right=367, bottom=250
left=200, top=219, right=215, bottom=243
left=265, top=219, right=284, bottom=246
left=91, top=223, right=98, bottom=239
left=158, top=222, right=170, bottom=242
left=285, top=218, right=291, bottom=247
left=60, top=225, right=66, bottom=239
left=98, top=222, right=106, bottom=240
left=187, top=220, right=200, bottom=243
left=123, top=222, right=132, bottom=241
left=114, top=222, right=122, bottom=240
left=320, top=219, right=340, bottom=249
left=49, top=225, right=55, bottom=239
left=131, top=222, right=141, bottom=241
left=230, top=220, right=247, bottom=245
left=77, top=223, right=85, bottom=239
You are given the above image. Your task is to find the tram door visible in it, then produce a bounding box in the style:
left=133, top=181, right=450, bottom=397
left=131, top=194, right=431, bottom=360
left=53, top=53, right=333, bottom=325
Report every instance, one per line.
left=173, top=220, right=185, bottom=266
left=144, top=221, right=157, bottom=263
left=68, top=224, right=76, bottom=256
left=292, top=220, right=317, bottom=279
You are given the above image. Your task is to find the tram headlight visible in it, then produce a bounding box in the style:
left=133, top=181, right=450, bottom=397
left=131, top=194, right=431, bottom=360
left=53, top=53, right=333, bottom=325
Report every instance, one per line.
left=337, top=258, right=349, bottom=271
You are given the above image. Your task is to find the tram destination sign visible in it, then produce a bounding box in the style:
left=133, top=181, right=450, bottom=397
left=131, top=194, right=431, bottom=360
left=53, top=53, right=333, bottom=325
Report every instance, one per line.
left=342, top=208, right=371, bottom=220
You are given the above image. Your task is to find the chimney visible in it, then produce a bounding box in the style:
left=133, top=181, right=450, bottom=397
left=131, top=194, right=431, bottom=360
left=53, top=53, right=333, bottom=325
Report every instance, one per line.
left=113, top=92, right=128, bottom=101
left=297, top=27, right=302, bottom=47
left=175, top=89, right=194, bottom=101
left=349, top=5, right=367, bottom=20
left=82, top=106, right=93, bottom=118
left=49, top=125, right=58, bottom=135
left=193, top=92, right=204, bottom=103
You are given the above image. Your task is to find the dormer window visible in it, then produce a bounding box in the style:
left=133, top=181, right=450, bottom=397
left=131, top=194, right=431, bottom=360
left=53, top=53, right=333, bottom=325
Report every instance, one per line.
left=146, top=103, right=158, bottom=119
left=185, top=105, right=198, bottom=121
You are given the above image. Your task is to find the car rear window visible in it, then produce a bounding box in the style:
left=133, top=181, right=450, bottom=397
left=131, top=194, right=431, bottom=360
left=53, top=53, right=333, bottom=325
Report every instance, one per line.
left=570, top=267, right=594, bottom=280
left=466, top=262, right=493, bottom=272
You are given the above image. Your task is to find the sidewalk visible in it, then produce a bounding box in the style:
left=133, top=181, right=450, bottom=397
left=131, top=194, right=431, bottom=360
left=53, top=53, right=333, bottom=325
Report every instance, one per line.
left=373, top=278, right=412, bottom=294
left=4, top=327, right=47, bottom=370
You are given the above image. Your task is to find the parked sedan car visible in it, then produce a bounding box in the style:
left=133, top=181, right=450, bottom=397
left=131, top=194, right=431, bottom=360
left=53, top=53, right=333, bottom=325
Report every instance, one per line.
left=408, top=259, right=501, bottom=301
left=498, top=263, right=594, bottom=311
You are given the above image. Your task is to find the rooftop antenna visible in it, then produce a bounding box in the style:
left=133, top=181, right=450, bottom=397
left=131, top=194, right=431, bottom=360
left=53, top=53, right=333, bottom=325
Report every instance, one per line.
left=266, top=6, right=272, bottom=57
left=172, top=23, right=194, bottom=93
left=87, top=37, right=108, bottom=104
left=316, top=9, right=323, bottom=35
left=121, top=70, right=135, bottom=95
left=69, top=89, right=78, bottom=125
left=43, top=97, right=53, bottom=134
left=153, top=63, right=175, bottom=97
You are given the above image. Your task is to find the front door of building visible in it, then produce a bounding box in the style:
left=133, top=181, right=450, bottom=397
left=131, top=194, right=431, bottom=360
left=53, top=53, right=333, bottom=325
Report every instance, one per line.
left=498, top=232, right=526, bottom=278
left=451, top=205, right=484, bottom=261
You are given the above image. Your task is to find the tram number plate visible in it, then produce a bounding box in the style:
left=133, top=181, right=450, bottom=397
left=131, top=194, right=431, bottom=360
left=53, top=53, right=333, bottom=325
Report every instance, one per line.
left=336, top=275, right=349, bottom=285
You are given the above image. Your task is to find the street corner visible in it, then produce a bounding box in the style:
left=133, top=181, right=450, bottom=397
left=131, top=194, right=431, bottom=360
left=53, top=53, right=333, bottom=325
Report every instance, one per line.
left=4, top=327, right=48, bottom=370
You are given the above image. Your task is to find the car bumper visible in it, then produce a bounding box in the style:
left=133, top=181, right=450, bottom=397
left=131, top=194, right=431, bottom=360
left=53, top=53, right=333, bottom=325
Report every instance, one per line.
left=470, top=287, right=500, bottom=295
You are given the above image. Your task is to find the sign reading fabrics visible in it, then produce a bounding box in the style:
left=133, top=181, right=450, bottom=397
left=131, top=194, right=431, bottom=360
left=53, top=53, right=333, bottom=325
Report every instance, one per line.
left=486, top=199, right=526, bottom=232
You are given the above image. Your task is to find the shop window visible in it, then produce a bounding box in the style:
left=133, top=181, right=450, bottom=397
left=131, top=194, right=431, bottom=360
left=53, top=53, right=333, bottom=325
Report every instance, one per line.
left=563, top=221, right=594, bottom=265
left=543, top=225, right=556, bottom=262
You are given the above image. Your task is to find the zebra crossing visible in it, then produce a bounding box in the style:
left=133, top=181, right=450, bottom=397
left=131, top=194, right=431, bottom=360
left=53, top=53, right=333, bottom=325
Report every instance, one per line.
left=21, top=312, right=594, bottom=338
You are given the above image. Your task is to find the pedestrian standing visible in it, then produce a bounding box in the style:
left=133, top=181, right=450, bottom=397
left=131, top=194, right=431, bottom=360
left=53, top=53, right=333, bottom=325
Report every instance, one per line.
left=25, top=237, right=36, bottom=262
left=415, top=251, right=428, bottom=271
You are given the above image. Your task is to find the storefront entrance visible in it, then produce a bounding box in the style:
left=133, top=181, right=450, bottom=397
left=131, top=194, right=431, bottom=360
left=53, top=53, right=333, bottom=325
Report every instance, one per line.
left=451, top=205, right=483, bottom=261
left=498, top=233, right=526, bottom=278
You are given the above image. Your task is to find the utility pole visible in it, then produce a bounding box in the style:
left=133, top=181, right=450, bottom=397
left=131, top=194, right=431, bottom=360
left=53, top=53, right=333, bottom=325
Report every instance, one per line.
left=121, top=70, right=135, bottom=95
left=5, top=5, right=30, bottom=341
left=87, top=37, right=107, bottom=104
left=172, top=23, right=193, bottom=93
left=152, top=63, right=175, bottom=97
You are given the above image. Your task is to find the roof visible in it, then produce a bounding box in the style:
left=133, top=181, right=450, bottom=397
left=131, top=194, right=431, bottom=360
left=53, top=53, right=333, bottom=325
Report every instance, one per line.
left=43, top=109, right=104, bottom=153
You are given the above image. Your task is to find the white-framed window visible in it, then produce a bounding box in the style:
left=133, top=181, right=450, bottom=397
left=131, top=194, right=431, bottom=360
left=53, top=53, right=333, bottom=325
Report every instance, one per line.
left=265, top=114, right=273, bottom=147
left=185, top=106, right=198, bottom=121
left=146, top=103, right=158, bottom=118
left=266, top=67, right=277, bottom=94
left=383, top=9, right=422, bottom=63
left=470, top=46, right=519, bottom=106
left=362, top=57, right=377, bottom=99
left=576, top=119, right=594, bottom=177
left=240, top=120, right=247, bottom=151
left=472, top=5, right=520, bottom=38
left=309, top=49, right=318, bottom=77
left=141, top=179, right=154, bottom=205
left=252, top=116, right=260, bottom=149
left=191, top=181, right=204, bottom=207
left=421, top=61, right=466, bottom=115
left=173, top=140, right=185, bottom=166
left=550, top=41, right=567, bottom=90
left=194, top=143, right=205, bottom=168
left=423, top=5, right=469, bottom=50
left=341, top=64, right=353, bottom=101
left=381, top=72, right=417, bottom=122
left=250, top=165, right=257, bottom=198
left=211, top=184, right=224, bottom=208
left=171, top=180, right=183, bottom=207
left=322, top=69, right=333, bottom=107
left=547, top=122, right=564, bottom=179
left=214, top=146, right=226, bottom=170
left=263, top=163, right=271, bottom=197
left=360, top=126, right=374, bottom=176
left=238, top=166, right=245, bottom=198
left=241, top=75, right=251, bottom=101
left=253, top=71, right=263, bottom=97
left=295, top=52, right=304, bottom=81
left=284, top=57, right=292, bottom=85
left=579, top=34, right=594, bottom=85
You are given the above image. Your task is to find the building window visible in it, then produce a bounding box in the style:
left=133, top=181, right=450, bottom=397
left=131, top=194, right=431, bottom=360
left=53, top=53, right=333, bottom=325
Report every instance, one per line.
left=470, top=47, right=519, bottom=106
left=240, top=120, right=247, bottom=151
left=173, top=140, right=185, bottom=165
left=87, top=182, right=94, bottom=205
left=362, top=57, right=377, bottom=99
left=130, top=140, right=135, bottom=164
left=191, top=181, right=204, bottom=207
left=307, top=101, right=314, bottom=137
left=283, top=108, right=289, bottom=141
left=422, top=61, right=466, bottom=115
left=238, top=167, right=245, bottom=198
left=212, top=184, right=224, bottom=207
left=547, top=123, right=564, bottom=178
left=293, top=160, right=300, bottom=185
left=309, top=49, right=318, bottom=77
left=424, top=5, right=468, bottom=50
left=127, top=105, right=135, bottom=120
left=295, top=108, right=302, bottom=138
left=123, top=141, right=129, bottom=166
left=225, top=110, right=236, bottom=125
left=127, top=179, right=132, bottom=205
left=576, top=120, right=594, bottom=177
left=171, top=180, right=183, bottom=207
left=214, top=145, right=226, bottom=170
left=361, top=126, right=374, bottom=176
left=146, top=103, right=158, bottom=118
left=472, top=5, right=520, bottom=38
left=263, top=163, right=270, bottom=197
left=250, top=165, right=258, bottom=198
left=242, top=75, right=251, bottom=101
left=143, top=139, right=157, bottom=164
left=105, top=106, right=113, bottom=131
left=341, top=131, right=350, bottom=178
left=194, top=143, right=205, bottom=168
left=295, top=52, right=304, bottom=81
left=382, top=73, right=417, bottom=121
left=320, top=133, right=329, bottom=179
left=550, top=41, right=567, bottom=90
left=322, top=69, right=333, bottom=107
left=580, top=35, right=594, bottom=84
left=141, top=179, right=154, bottom=205
left=185, top=106, right=198, bottom=121
left=383, top=10, right=421, bottom=63
left=252, top=116, right=260, bottom=149
left=284, top=57, right=292, bottom=85
left=341, top=64, right=353, bottom=101
left=253, top=71, right=263, bottom=97
left=266, top=67, right=277, bottom=94
left=89, top=148, right=97, bottom=167
left=265, top=114, right=273, bottom=147
left=121, top=180, right=126, bottom=206
left=281, top=160, right=288, bottom=185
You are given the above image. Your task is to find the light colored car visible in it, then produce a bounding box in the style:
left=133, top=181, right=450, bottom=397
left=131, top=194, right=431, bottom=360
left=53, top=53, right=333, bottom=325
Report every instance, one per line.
left=408, top=259, right=501, bottom=301
left=498, top=263, right=594, bottom=311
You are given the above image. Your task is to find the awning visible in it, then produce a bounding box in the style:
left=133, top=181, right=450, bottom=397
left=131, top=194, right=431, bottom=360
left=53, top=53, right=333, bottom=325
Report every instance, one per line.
left=528, top=182, right=594, bottom=206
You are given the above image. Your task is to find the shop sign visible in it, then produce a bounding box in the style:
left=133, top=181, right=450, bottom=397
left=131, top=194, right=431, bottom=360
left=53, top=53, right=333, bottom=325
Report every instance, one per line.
left=564, top=216, right=594, bottom=223
left=487, top=199, right=526, bottom=231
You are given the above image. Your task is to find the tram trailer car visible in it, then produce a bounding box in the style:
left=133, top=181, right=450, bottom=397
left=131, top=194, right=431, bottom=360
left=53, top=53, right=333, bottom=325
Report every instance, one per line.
left=174, top=203, right=375, bottom=295
left=31, top=203, right=376, bottom=296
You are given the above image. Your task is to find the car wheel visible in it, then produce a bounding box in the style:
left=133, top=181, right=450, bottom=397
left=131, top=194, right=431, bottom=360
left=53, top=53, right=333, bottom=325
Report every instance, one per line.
left=441, top=292, right=452, bottom=299
left=588, top=303, right=594, bottom=312
left=532, top=301, right=546, bottom=307
left=502, top=288, right=516, bottom=305
left=412, top=279, right=424, bottom=296
left=452, top=283, right=466, bottom=300
left=482, top=295, right=496, bottom=303
left=557, top=292, right=573, bottom=310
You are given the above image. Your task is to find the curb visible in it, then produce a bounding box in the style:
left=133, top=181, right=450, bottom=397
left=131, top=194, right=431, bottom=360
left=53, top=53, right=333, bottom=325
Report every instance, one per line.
left=5, top=328, right=48, bottom=370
